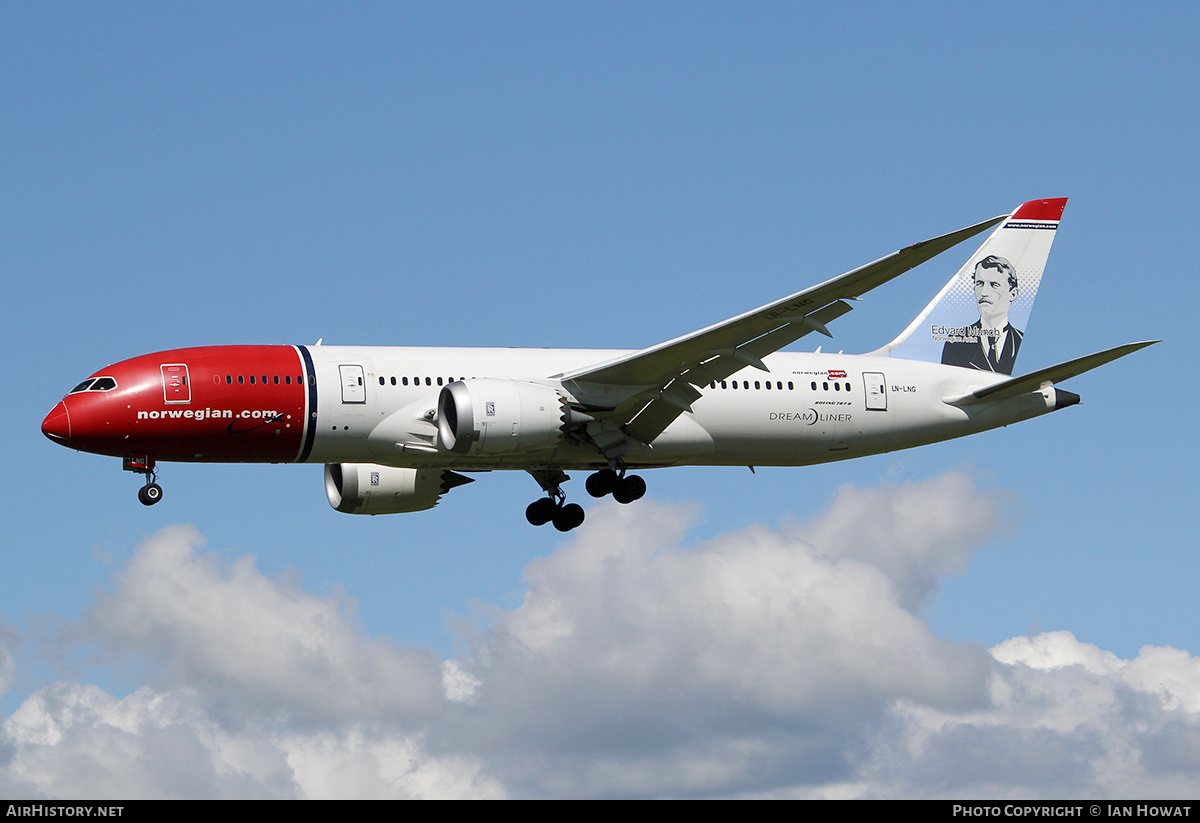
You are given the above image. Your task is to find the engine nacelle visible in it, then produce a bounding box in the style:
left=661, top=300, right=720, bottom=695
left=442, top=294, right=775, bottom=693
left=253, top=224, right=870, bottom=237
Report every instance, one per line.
left=324, top=463, right=473, bottom=515
left=437, top=378, right=576, bottom=456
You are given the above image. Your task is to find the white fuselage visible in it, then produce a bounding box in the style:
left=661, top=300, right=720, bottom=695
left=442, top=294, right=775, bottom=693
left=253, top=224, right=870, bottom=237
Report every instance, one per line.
left=301, top=345, right=1058, bottom=471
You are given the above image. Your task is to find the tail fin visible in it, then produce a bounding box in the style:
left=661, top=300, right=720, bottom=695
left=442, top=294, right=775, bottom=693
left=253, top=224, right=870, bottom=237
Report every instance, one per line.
left=871, top=198, right=1067, bottom=375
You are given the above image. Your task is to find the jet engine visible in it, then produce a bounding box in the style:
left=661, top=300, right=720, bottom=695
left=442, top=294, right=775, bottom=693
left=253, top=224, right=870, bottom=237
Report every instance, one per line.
left=324, top=463, right=473, bottom=515
left=436, top=379, right=584, bottom=456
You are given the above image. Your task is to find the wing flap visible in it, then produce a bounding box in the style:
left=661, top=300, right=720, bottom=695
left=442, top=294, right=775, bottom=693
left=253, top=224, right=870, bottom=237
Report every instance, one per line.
left=624, top=392, right=695, bottom=444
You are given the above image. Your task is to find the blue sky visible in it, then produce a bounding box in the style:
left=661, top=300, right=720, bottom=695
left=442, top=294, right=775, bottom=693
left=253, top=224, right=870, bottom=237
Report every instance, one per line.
left=2, top=2, right=1198, bottom=798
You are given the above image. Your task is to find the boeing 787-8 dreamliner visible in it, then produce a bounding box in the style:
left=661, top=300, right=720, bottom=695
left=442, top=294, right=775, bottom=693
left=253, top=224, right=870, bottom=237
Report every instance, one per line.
left=42, top=198, right=1154, bottom=531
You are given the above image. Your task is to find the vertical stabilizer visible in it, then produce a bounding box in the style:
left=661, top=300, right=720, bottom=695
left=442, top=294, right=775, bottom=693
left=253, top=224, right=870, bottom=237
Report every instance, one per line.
left=871, top=198, right=1067, bottom=375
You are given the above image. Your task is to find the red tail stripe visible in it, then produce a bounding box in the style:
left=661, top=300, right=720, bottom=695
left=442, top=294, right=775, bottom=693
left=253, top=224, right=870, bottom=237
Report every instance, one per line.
left=1012, top=198, right=1067, bottom=222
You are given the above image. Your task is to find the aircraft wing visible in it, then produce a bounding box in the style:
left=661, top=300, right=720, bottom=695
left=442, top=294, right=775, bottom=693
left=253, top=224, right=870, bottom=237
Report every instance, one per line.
left=561, top=213, right=1006, bottom=443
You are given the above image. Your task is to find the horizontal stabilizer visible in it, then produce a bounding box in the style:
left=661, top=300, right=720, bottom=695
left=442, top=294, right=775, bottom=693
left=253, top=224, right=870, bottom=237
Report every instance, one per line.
left=944, top=340, right=1158, bottom=406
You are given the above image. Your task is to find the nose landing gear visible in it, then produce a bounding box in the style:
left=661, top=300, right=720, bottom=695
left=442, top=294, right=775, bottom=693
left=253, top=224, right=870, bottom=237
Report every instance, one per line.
left=137, top=482, right=163, bottom=506
left=124, top=456, right=163, bottom=506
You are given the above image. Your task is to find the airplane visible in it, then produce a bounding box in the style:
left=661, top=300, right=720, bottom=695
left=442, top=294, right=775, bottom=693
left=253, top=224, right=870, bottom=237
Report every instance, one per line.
left=42, top=198, right=1155, bottom=531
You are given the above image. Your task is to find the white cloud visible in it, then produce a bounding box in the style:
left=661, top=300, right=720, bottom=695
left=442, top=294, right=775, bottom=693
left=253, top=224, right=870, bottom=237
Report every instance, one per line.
left=3, top=682, right=283, bottom=798
left=446, top=494, right=993, bottom=795
left=82, top=525, right=444, bottom=725
left=858, top=631, right=1200, bottom=798
left=993, top=633, right=1200, bottom=716
left=798, top=471, right=1013, bottom=611
left=0, top=617, right=15, bottom=698
left=0, top=525, right=502, bottom=799
left=1, top=682, right=503, bottom=798
left=2, top=474, right=1198, bottom=798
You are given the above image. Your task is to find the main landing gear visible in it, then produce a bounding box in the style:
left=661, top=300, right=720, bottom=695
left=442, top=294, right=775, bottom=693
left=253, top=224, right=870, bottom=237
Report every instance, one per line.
left=583, top=467, right=646, bottom=504
left=525, top=495, right=585, bottom=532
left=525, top=465, right=647, bottom=532
left=124, top=456, right=163, bottom=506
left=524, top=469, right=583, bottom=531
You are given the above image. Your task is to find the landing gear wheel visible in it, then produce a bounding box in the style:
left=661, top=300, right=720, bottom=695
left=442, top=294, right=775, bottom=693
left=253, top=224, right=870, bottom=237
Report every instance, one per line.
left=526, top=497, right=558, bottom=526
left=524, top=470, right=587, bottom=531
left=612, top=474, right=646, bottom=504
left=586, top=468, right=619, bottom=498
left=553, top=503, right=585, bottom=532
left=138, top=483, right=163, bottom=506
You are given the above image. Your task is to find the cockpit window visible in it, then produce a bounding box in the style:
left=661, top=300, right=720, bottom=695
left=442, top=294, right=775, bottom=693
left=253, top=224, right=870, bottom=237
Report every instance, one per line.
left=69, top=377, right=117, bottom=394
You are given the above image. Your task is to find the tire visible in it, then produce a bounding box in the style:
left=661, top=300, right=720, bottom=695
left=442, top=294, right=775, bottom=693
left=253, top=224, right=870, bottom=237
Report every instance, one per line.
left=612, top=474, right=646, bottom=504
left=553, top=503, right=585, bottom=532
left=526, top=497, right=557, bottom=526
left=585, top=469, right=619, bottom=498
left=139, top=483, right=163, bottom=506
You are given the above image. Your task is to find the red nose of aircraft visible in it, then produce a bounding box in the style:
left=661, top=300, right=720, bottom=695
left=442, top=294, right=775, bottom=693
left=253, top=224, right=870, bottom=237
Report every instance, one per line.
left=42, top=401, right=71, bottom=444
